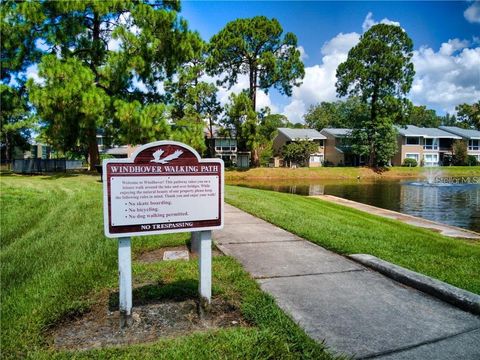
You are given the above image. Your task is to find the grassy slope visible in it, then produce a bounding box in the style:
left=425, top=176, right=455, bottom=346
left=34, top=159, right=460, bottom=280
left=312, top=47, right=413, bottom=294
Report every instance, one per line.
left=0, top=174, right=334, bottom=360
left=226, top=185, right=480, bottom=295
left=226, top=166, right=480, bottom=181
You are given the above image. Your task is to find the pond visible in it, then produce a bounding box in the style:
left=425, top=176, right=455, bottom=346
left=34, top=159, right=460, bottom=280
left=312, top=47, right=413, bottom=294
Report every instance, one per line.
left=229, top=178, right=480, bottom=233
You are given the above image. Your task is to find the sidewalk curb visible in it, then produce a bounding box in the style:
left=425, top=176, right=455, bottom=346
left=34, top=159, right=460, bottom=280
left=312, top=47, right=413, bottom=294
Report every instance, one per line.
left=349, top=254, right=480, bottom=316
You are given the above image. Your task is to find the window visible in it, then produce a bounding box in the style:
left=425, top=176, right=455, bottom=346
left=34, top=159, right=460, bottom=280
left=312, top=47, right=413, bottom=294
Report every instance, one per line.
left=406, top=137, right=420, bottom=145
left=405, top=153, right=419, bottom=162
left=310, top=155, right=324, bottom=164
left=424, top=138, right=439, bottom=150
left=424, top=153, right=439, bottom=166
left=469, top=139, right=479, bottom=151
left=215, top=139, right=237, bottom=152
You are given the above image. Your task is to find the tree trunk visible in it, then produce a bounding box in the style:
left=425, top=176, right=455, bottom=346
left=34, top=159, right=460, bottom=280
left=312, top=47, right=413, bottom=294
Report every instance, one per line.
left=248, top=65, right=259, bottom=167
left=369, top=87, right=378, bottom=167
left=249, top=67, right=257, bottom=111
left=87, top=12, right=101, bottom=171
left=208, top=117, right=215, bottom=158
left=87, top=127, right=99, bottom=171
left=5, top=133, right=10, bottom=164
left=251, top=148, right=259, bottom=167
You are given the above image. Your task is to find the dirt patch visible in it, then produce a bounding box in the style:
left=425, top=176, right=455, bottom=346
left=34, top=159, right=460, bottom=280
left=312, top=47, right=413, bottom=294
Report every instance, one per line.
left=136, top=246, right=188, bottom=263
left=50, top=295, right=246, bottom=351
left=136, top=245, right=224, bottom=263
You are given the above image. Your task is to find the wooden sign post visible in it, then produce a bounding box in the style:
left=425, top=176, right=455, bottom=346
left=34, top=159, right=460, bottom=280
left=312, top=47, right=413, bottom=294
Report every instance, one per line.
left=103, top=141, right=224, bottom=327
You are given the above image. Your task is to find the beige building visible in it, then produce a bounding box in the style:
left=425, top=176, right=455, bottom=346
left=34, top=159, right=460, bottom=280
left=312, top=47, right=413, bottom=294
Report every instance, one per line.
left=272, top=128, right=326, bottom=167
left=320, top=128, right=366, bottom=166
left=439, top=126, right=480, bottom=163
left=392, top=125, right=462, bottom=166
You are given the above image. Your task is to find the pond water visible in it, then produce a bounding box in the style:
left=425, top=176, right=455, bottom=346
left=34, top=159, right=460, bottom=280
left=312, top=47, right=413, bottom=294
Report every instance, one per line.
left=229, top=178, right=480, bottom=233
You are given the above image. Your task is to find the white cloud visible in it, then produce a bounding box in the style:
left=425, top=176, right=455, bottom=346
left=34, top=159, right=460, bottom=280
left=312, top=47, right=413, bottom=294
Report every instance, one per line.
left=439, top=39, right=470, bottom=56
left=362, top=12, right=401, bottom=32
left=283, top=99, right=306, bottom=124
left=108, top=38, right=122, bottom=52
left=464, top=1, right=480, bottom=23
left=203, top=72, right=277, bottom=112
left=410, top=41, right=480, bottom=113
left=212, top=73, right=249, bottom=105
left=257, top=90, right=278, bottom=113
left=26, top=64, right=44, bottom=85
left=131, top=76, right=148, bottom=93
left=281, top=33, right=360, bottom=123
left=297, top=46, right=308, bottom=60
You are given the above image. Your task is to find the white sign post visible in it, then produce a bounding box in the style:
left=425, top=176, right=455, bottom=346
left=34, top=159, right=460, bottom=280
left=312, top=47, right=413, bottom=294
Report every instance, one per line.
left=118, top=237, right=132, bottom=327
left=198, top=230, right=212, bottom=303
left=103, top=141, right=224, bottom=327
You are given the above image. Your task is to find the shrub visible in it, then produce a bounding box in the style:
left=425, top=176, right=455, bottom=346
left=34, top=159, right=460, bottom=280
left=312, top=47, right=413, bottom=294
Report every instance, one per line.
left=402, top=158, right=418, bottom=167
left=99, top=154, right=115, bottom=161
left=467, top=155, right=479, bottom=166
left=452, top=140, right=468, bottom=166
left=281, top=140, right=318, bottom=167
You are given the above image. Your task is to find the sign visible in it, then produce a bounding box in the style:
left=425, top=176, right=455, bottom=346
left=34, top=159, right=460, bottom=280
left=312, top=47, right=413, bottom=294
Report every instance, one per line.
left=103, top=141, right=224, bottom=238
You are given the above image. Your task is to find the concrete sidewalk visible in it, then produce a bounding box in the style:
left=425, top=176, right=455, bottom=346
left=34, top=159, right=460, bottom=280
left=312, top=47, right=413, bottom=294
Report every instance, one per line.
left=214, top=204, right=480, bottom=359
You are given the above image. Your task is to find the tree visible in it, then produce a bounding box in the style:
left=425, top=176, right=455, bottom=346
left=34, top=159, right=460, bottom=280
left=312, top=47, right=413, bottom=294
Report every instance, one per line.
left=207, top=16, right=304, bottom=110
left=256, top=112, right=291, bottom=167
left=3, top=1, right=197, bottom=169
left=207, top=16, right=304, bottom=166
left=223, top=92, right=259, bottom=157
left=304, top=102, right=340, bottom=131
left=439, top=113, right=457, bottom=126
left=0, top=0, right=42, bottom=82
left=456, top=101, right=480, bottom=130
left=113, top=100, right=170, bottom=146
left=258, top=113, right=291, bottom=141
left=304, top=97, right=368, bottom=131
left=281, top=140, right=318, bottom=167
left=164, top=36, right=221, bottom=156
left=0, top=84, right=34, bottom=162
left=28, top=56, right=109, bottom=164
left=336, top=24, right=415, bottom=167
left=452, top=140, right=468, bottom=166
left=406, top=105, right=440, bottom=128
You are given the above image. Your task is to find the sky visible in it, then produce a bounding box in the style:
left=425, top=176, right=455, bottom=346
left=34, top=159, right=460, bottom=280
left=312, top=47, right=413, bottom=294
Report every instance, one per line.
left=180, top=0, right=480, bottom=123
left=24, top=1, right=480, bottom=124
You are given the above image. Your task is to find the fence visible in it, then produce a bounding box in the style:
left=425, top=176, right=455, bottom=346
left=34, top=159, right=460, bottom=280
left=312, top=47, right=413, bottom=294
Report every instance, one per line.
left=66, top=160, right=84, bottom=170
left=12, top=159, right=67, bottom=174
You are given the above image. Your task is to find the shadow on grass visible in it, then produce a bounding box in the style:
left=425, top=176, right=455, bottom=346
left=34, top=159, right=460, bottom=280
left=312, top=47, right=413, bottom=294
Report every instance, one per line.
left=41, top=173, right=79, bottom=180
left=108, top=279, right=198, bottom=311
left=225, top=167, right=251, bottom=172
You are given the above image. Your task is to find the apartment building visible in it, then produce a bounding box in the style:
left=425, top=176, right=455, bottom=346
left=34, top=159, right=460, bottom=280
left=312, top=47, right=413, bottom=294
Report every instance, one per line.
left=439, top=126, right=480, bottom=162
left=272, top=128, right=326, bottom=167
left=391, top=125, right=462, bottom=166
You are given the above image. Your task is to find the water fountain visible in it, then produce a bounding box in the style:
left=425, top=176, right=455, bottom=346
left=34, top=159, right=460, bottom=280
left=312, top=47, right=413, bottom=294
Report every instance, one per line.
left=408, top=167, right=453, bottom=187
left=425, top=167, right=442, bottom=185
left=406, top=167, right=479, bottom=188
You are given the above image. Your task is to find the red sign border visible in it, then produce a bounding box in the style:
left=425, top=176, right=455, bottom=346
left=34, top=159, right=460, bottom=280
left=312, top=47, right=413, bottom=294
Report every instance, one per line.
left=102, top=141, right=224, bottom=238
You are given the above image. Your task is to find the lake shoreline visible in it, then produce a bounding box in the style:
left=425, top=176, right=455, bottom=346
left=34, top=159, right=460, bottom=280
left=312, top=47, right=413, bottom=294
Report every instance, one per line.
left=226, top=166, right=480, bottom=181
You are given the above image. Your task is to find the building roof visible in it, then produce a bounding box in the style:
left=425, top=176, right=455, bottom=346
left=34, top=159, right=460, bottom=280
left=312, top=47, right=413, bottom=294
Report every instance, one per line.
left=204, top=125, right=237, bottom=139
left=395, top=125, right=462, bottom=139
left=320, top=128, right=352, bottom=137
left=277, top=128, right=326, bottom=140
left=102, top=146, right=129, bottom=156
left=439, top=126, right=480, bottom=140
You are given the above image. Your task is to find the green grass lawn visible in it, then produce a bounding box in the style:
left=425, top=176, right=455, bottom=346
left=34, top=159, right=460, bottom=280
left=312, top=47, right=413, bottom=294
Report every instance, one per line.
left=226, top=185, right=480, bottom=295
left=0, top=174, right=335, bottom=360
